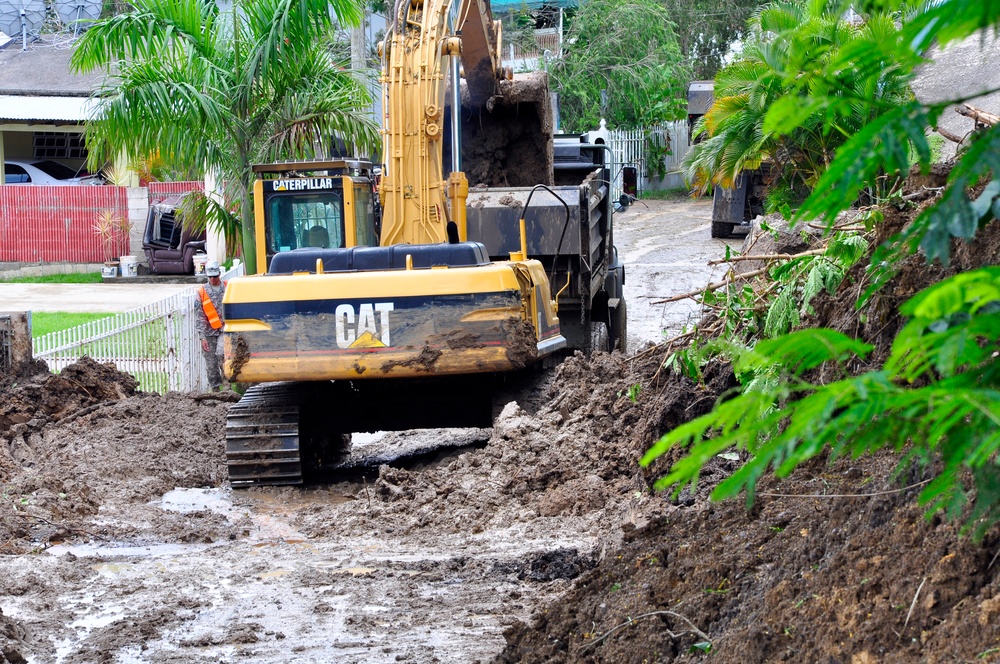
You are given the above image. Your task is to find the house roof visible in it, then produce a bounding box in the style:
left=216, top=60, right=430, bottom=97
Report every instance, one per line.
left=0, top=94, right=97, bottom=123
left=0, top=38, right=100, bottom=98
left=491, top=0, right=578, bottom=10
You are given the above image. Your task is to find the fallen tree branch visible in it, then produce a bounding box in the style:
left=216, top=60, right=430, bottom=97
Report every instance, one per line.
left=904, top=577, right=927, bottom=629
left=956, top=103, right=1000, bottom=127
left=650, top=265, right=772, bottom=304
left=805, top=222, right=866, bottom=232
left=6, top=511, right=108, bottom=541
left=630, top=330, right=697, bottom=361
left=758, top=479, right=930, bottom=499
left=935, top=125, right=966, bottom=144
left=577, top=610, right=710, bottom=654
left=708, top=248, right=825, bottom=266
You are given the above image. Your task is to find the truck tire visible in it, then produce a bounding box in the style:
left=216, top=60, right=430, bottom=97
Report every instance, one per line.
left=610, top=299, right=627, bottom=353
left=711, top=220, right=734, bottom=238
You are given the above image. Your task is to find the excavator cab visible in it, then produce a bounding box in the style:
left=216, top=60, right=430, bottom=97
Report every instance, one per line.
left=252, top=160, right=379, bottom=273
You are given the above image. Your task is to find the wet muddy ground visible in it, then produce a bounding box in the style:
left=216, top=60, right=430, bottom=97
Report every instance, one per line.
left=4, top=196, right=998, bottom=663
left=0, top=198, right=727, bottom=664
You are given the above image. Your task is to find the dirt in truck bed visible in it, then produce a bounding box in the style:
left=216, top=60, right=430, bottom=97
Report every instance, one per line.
left=1, top=197, right=999, bottom=662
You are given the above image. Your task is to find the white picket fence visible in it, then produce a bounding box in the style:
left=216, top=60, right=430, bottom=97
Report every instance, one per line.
left=33, top=264, right=244, bottom=394
left=601, top=120, right=691, bottom=201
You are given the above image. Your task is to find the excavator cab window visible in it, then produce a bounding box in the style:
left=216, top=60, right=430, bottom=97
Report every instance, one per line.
left=266, top=192, right=345, bottom=254
left=352, top=180, right=377, bottom=247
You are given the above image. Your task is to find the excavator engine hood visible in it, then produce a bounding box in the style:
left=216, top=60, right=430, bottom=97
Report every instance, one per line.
left=222, top=243, right=564, bottom=382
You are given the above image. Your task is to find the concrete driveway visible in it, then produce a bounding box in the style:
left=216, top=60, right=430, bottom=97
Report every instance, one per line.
left=0, top=282, right=194, bottom=313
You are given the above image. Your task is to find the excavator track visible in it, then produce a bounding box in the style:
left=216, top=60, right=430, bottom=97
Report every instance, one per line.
left=224, top=375, right=504, bottom=488
left=225, top=382, right=311, bottom=487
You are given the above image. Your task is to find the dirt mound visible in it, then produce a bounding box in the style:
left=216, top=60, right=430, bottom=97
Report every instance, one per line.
left=1, top=358, right=236, bottom=555
left=499, top=449, right=1000, bottom=662
left=495, top=168, right=1000, bottom=661
left=294, top=351, right=732, bottom=549
left=0, top=356, right=139, bottom=435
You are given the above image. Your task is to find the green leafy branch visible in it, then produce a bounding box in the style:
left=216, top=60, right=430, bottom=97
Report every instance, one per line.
left=643, top=268, right=1000, bottom=541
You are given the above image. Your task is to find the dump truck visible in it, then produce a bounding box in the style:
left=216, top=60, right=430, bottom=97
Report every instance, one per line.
left=221, top=0, right=625, bottom=487
left=687, top=80, right=766, bottom=238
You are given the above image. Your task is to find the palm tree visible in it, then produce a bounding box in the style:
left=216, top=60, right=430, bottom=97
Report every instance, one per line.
left=71, top=0, right=381, bottom=273
left=685, top=1, right=912, bottom=206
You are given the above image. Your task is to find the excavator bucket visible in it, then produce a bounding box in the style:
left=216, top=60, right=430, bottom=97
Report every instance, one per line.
left=443, top=72, right=555, bottom=188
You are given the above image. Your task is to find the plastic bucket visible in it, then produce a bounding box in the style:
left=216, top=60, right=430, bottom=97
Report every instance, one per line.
left=119, top=256, right=138, bottom=278
left=193, top=253, right=208, bottom=275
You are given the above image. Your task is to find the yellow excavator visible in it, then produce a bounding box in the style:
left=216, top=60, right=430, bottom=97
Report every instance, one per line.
left=221, top=0, right=625, bottom=486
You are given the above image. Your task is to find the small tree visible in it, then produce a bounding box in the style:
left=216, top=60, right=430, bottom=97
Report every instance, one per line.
left=684, top=2, right=912, bottom=210
left=72, top=0, right=380, bottom=273
left=546, top=0, right=690, bottom=132
left=647, top=0, right=1000, bottom=541
left=93, top=209, right=130, bottom=264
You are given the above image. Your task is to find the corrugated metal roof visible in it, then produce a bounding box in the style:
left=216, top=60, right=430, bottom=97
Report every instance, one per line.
left=0, top=95, right=97, bottom=123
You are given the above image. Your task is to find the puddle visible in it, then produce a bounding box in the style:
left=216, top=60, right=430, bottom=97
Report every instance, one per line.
left=47, top=541, right=217, bottom=559
left=156, top=487, right=240, bottom=517
left=257, top=569, right=293, bottom=579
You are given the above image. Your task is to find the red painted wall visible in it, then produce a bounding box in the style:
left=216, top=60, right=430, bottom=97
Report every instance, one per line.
left=0, top=182, right=205, bottom=263
left=148, top=181, right=203, bottom=202
left=0, top=186, right=129, bottom=263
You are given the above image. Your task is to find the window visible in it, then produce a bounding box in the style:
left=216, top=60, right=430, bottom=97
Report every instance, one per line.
left=353, top=183, right=377, bottom=247
left=267, top=192, right=345, bottom=254
left=4, top=164, right=29, bottom=184
left=32, top=132, right=88, bottom=160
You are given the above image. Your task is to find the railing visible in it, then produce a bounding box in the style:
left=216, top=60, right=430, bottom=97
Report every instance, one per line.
left=603, top=120, right=690, bottom=201
left=510, top=28, right=560, bottom=60
left=33, top=262, right=244, bottom=393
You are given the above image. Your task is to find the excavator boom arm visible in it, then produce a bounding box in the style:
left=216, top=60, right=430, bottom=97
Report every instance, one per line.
left=379, top=0, right=503, bottom=247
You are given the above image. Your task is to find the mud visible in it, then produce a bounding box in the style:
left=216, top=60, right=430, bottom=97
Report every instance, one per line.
left=2, top=197, right=999, bottom=663
left=502, top=319, right=540, bottom=368
left=446, top=72, right=554, bottom=187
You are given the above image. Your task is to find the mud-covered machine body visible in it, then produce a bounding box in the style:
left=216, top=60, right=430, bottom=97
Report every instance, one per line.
left=221, top=0, right=625, bottom=487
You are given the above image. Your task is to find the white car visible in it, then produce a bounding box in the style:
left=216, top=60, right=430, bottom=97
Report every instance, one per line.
left=4, top=159, right=104, bottom=185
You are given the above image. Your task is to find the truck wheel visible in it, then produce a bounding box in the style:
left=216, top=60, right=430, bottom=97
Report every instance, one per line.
left=589, top=321, right=609, bottom=356
left=610, top=299, right=627, bottom=353
left=711, top=220, right=734, bottom=238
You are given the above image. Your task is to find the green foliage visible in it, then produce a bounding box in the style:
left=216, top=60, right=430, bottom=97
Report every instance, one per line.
left=661, top=0, right=768, bottom=80
left=644, top=269, right=1000, bottom=540
left=0, top=273, right=103, bottom=284
left=639, top=186, right=691, bottom=201
left=684, top=2, right=912, bottom=200
left=72, top=0, right=380, bottom=273
left=546, top=0, right=690, bottom=132
left=644, top=131, right=671, bottom=181
left=645, top=0, right=1000, bottom=543
left=702, top=232, right=868, bottom=343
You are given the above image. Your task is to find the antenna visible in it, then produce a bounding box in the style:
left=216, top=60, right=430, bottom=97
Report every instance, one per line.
left=54, top=0, right=101, bottom=37
left=0, top=0, right=43, bottom=50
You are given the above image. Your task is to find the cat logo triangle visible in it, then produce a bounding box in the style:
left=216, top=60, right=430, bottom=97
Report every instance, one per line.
left=350, top=331, right=386, bottom=348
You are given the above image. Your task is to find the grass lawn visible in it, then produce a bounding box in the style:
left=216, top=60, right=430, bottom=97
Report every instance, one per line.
left=0, top=272, right=103, bottom=284
left=641, top=186, right=695, bottom=201
left=32, top=312, right=114, bottom=339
